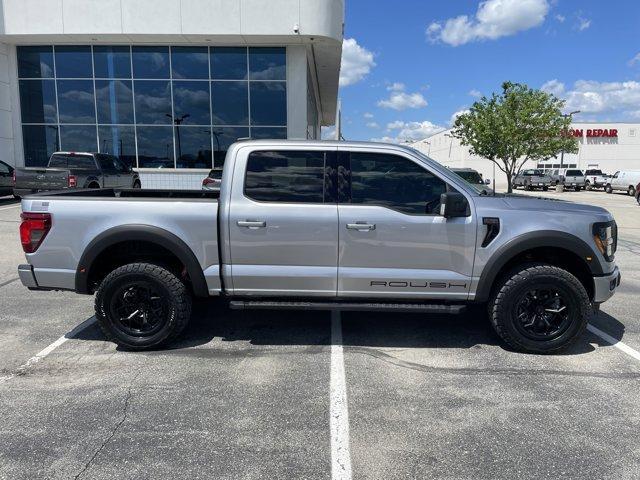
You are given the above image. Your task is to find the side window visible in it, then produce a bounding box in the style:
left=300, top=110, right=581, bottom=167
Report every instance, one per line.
left=0, top=162, right=9, bottom=175
left=96, top=154, right=115, bottom=172
left=111, top=156, right=128, bottom=173
left=349, top=152, right=448, bottom=215
left=245, top=150, right=326, bottom=203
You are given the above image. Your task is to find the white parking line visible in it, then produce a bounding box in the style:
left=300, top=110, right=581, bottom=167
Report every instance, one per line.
left=588, top=323, right=640, bottom=362
left=0, top=204, right=20, bottom=212
left=0, top=317, right=96, bottom=384
left=330, top=310, right=352, bottom=480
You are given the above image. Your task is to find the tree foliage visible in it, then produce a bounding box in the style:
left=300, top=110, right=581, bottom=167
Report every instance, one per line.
left=451, top=81, right=578, bottom=192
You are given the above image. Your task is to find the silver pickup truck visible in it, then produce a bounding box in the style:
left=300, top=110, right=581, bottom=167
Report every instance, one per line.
left=17, top=140, right=620, bottom=354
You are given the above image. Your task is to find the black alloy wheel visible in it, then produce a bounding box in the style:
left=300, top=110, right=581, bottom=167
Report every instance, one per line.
left=109, top=281, right=168, bottom=337
left=513, top=288, right=571, bottom=341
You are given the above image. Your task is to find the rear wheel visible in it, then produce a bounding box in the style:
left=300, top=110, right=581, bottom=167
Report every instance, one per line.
left=488, top=264, right=590, bottom=354
left=542, top=186, right=548, bottom=191
left=628, top=185, right=636, bottom=196
left=585, top=181, right=592, bottom=191
left=88, top=182, right=100, bottom=189
left=575, top=186, right=581, bottom=192
left=605, top=184, right=613, bottom=194
left=133, top=180, right=141, bottom=189
left=95, top=263, right=191, bottom=350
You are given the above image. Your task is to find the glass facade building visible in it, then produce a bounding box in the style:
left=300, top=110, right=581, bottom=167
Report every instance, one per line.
left=17, top=45, right=288, bottom=168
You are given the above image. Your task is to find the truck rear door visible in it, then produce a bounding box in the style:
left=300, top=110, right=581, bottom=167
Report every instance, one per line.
left=15, top=167, right=69, bottom=191
left=226, top=147, right=339, bottom=296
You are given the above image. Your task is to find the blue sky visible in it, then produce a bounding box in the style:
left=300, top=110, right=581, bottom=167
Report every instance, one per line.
left=334, top=0, right=640, bottom=142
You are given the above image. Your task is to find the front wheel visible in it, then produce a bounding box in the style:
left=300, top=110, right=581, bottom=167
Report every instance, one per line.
left=95, top=263, right=192, bottom=350
left=542, top=186, right=549, bottom=191
left=488, top=264, right=590, bottom=354
left=605, top=184, right=613, bottom=194
left=628, top=185, right=636, bottom=197
left=585, top=181, right=592, bottom=191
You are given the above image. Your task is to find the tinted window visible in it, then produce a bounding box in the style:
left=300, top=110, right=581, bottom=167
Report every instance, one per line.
left=23, top=125, right=59, bottom=167
left=57, top=80, right=96, bottom=123
left=97, top=154, right=117, bottom=172
left=17, top=46, right=54, bottom=78
left=98, top=125, right=136, bottom=167
left=249, top=47, right=286, bottom=80
left=250, top=82, right=286, bottom=126
left=566, top=170, right=582, bottom=176
left=19, top=80, right=57, bottom=123
left=55, top=46, right=93, bottom=78
left=59, top=125, right=97, bottom=152
left=132, top=47, right=170, bottom=79
left=211, top=47, right=247, bottom=80
left=175, top=127, right=212, bottom=169
left=0, top=161, right=11, bottom=175
left=245, top=151, right=325, bottom=203
left=350, top=153, right=447, bottom=215
left=136, top=126, right=174, bottom=168
left=134, top=81, right=172, bottom=124
left=93, top=46, right=131, bottom=78
left=95, top=80, right=134, bottom=124
left=171, top=46, right=209, bottom=79
left=173, top=81, right=211, bottom=125
left=454, top=170, right=483, bottom=184
left=211, top=81, right=248, bottom=125
left=50, top=154, right=96, bottom=169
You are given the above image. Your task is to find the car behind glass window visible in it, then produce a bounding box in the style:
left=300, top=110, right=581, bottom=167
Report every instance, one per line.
left=245, top=151, right=326, bottom=203
left=349, top=152, right=447, bottom=215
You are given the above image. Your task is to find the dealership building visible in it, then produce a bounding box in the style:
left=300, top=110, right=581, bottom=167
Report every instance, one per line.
left=411, top=122, right=640, bottom=187
left=0, top=0, right=343, bottom=188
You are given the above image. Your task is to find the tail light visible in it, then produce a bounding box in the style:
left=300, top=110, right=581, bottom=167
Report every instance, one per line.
left=68, top=175, right=77, bottom=188
left=20, top=213, right=52, bottom=253
left=202, top=177, right=215, bottom=187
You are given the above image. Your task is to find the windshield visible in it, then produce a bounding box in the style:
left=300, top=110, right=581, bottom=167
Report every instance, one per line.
left=453, top=170, right=483, bottom=184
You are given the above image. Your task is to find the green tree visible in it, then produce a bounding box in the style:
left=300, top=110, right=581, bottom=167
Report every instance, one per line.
left=451, top=81, right=578, bottom=193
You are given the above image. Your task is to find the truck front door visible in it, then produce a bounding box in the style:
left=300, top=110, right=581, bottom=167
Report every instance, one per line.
left=336, top=148, right=476, bottom=300
left=227, top=147, right=339, bottom=296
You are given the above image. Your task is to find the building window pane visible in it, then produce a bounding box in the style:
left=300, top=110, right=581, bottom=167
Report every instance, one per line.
left=249, top=47, right=286, bottom=80
left=17, top=46, right=54, bottom=78
left=212, top=126, right=249, bottom=166
left=134, top=81, right=172, bottom=125
left=136, top=126, right=174, bottom=168
left=96, top=80, right=134, bottom=124
left=19, top=80, right=57, bottom=123
left=172, top=81, right=210, bottom=125
left=59, top=125, right=97, bottom=152
left=211, top=47, right=247, bottom=80
left=245, top=151, right=325, bottom=203
left=22, top=125, right=59, bottom=166
left=55, top=46, right=93, bottom=78
left=57, top=80, right=96, bottom=124
left=211, top=81, right=248, bottom=125
left=93, top=46, right=131, bottom=78
left=98, top=125, right=136, bottom=168
left=132, top=46, right=170, bottom=79
left=171, top=46, right=209, bottom=79
left=250, top=82, right=286, bottom=126
left=252, top=127, right=287, bottom=139
left=175, top=126, right=212, bottom=169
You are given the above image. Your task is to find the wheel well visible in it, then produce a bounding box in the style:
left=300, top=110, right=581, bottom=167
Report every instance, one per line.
left=492, top=247, right=594, bottom=300
left=87, top=240, right=187, bottom=293
left=88, top=181, right=100, bottom=188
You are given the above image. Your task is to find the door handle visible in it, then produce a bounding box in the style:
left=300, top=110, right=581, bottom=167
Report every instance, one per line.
left=346, top=222, right=376, bottom=231
left=237, top=220, right=266, bottom=228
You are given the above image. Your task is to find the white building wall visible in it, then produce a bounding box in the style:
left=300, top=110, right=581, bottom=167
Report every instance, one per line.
left=0, top=42, right=14, bottom=166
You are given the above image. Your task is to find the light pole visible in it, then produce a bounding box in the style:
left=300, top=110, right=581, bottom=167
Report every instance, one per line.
left=560, top=110, right=580, bottom=169
left=444, top=133, right=453, bottom=159
left=422, top=140, right=431, bottom=155
left=168, top=114, right=190, bottom=162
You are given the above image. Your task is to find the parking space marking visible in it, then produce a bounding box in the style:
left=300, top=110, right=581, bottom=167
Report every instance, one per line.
left=588, top=324, right=640, bottom=362
left=0, top=204, right=20, bottom=212
left=330, top=310, right=352, bottom=480
left=0, top=317, right=96, bottom=384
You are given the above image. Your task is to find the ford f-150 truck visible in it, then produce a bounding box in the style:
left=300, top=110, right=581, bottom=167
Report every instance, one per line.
left=513, top=169, right=552, bottom=191
left=17, top=141, right=620, bottom=354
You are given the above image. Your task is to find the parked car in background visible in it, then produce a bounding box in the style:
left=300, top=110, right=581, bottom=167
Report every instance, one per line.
left=0, top=159, right=15, bottom=197
left=548, top=168, right=586, bottom=190
left=605, top=170, right=640, bottom=196
left=513, top=169, right=552, bottom=190
left=14, top=152, right=140, bottom=198
left=635, top=182, right=640, bottom=205
left=202, top=168, right=223, bottom=190
left=451, top=168, right=489, bottom=186
left=584, top=169, right=611, bottom=191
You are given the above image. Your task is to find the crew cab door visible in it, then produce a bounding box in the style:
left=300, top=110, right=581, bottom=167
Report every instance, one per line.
left=336, top=147, right=476, bottom=300
left=226, top=147, right=338, bottom=296
left=96, top=154, right=117, bottom=187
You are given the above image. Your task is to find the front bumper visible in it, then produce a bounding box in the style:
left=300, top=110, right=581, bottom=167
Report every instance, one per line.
left=18, top=264, right=38, bottom=288
left=593, top=266, right=621, bottom=303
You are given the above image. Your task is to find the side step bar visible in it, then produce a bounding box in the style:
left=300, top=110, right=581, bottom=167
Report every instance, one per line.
left=229, top=300, right=466, bottom=314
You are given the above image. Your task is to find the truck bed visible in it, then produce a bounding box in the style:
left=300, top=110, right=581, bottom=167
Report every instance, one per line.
left=26, top=188, right=220, bottom=200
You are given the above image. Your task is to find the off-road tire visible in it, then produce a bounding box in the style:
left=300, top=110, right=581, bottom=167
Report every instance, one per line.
left=95, top=263, right=191, bottom=350
left=488, top=264, right=590, bottom=354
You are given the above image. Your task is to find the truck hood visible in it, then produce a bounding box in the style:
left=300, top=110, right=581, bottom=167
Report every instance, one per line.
left=501, top=194, right=610, bottom=216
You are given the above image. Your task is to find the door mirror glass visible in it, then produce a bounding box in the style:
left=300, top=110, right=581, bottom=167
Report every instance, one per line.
left=439, top=192, right=469, bottom=218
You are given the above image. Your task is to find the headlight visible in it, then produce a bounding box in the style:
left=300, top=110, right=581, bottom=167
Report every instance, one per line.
left=593, top=221, right=617, bottom=262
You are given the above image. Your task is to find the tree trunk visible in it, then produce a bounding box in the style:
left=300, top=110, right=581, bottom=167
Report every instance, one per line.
left=506, top=174, right=513, bottom=193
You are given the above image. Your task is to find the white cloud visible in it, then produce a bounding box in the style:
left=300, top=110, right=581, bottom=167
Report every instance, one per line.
left=576, top=15, right=591, bottom=31
left=426, top=0, right=549, bottom=46
left=339, top=38, right=375, bottom=87
left=541, top=79, right=566, bottom=97
left=321, top=126, right=336, bottom=140
left=468, top=89, right=482, bottom=98
left=363, top=112, right=374, bottom=119
left=377, top=83, right=427, bottom=110
left=628, top=53, right=640, bottom=67
left=449, top=109, right=470, bottom=126
left=555, top=14, right=565, bottom=22
left=374, top=120, right=445, bottom=143
left=366, top=121, right=380, bottom=129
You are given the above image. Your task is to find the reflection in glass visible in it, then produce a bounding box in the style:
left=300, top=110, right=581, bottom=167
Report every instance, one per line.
left=212, top=127, right=249, bottom=166
left=55, top=46, right=93, bottom=78
left=59, top=125, right=97, bottom=152
left=98, top=125, right=136, bottom=167
left=172, top=81, right=210, bottom=125
left=211, top=47, right=247, bottom=80
left=171, top=46, right=209, bottom=79
left=22, top=125, right=59, bottom=167
left=211, top=81, right=248, bottom=125
left=249, top=47, right=286, bottom=80
left=57, top=80, right=96, bottom=124
left=93, top=46, right=131, bottom=78
left=96, top=80, right=134, bottom=124
left=19, top=80, right=58, bottom=124
left=175, top=127, right=212, bottom=169
left=136, top=126, right=174, bottom=168
left=134, top=81, right=172, bottom=125
left=251, top=127, right=287, bottom=140
left=17, top=46, right=54, bottom=78
left=250, top=82, right=286, bottom=125
left=132, top=46, right=170, bottom=79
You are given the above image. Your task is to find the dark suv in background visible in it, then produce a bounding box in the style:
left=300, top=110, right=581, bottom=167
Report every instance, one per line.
left=0, top=160, right=14, bottom=197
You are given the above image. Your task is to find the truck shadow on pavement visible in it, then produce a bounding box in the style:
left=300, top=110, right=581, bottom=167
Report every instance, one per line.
left=0, top=196, right=19, bottom=207
left=74, top=301, right=627, bottom=356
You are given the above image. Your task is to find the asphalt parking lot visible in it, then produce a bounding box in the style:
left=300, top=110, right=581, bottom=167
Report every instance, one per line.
left=1, top=190, right=639, bottom=480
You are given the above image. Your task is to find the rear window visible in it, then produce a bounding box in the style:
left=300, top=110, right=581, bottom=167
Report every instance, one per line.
left=566, top=169, right=583, bottom=176
left=244, top=151, right=326, bottom=203
left=49, top=154, right=96, bottom=169
left=522, top=169, right=543, bottom=176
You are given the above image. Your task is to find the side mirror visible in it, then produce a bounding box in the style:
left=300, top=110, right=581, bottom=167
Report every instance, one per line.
left=484, top=178, right=491, bottom=185
left=440, top=192, right=469, bottom=218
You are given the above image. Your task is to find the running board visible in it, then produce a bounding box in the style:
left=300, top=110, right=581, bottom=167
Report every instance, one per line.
left=229, top=300, right=466, bottom=314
